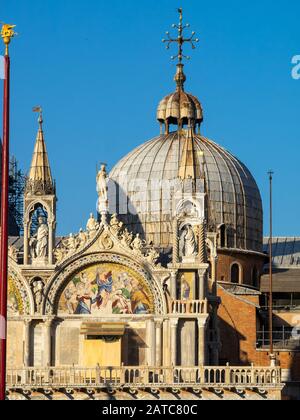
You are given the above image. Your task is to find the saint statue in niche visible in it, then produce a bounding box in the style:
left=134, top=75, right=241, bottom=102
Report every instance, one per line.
left=180, top=225, right=197, bottom=258
left=30, top=216, right=49, bottom=259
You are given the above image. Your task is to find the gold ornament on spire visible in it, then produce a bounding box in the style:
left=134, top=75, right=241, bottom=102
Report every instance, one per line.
left=162, top=8, right=199, bottom=64
left=33, top=106, right=43, bottom=130
left=1, top=23, right=16, bottom=55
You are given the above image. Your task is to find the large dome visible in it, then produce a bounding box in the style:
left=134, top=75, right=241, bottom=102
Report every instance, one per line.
left=109, top=131, right=263, bottom=253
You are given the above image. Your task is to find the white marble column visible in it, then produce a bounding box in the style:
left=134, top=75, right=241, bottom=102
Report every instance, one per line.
left=211, top=256, right=218, bottom=296
left=170, top=271, right=178, bottom=300
left=155, top=319, right=163, bottom=367
left=198, top=268, right=207, bottom=300
left=44, top=319, right=53, bottom=367
left=48, top=223, right=54, bottom=265
left=170, top=319, right=178, bottom=367
left=23, top=319, right=31, bottom=367
left=198, top=317, right=208, bottom=366
left=146, top=319, right=156, bottom=366
left=23, top=223, right=29, bottom=265
left=122, top=329, right=129, bottom=366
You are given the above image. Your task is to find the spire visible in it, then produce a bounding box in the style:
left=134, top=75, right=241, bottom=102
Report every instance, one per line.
left=26, top=107, right=55, bottom=196
left=162, top=8, right=199, bottom=91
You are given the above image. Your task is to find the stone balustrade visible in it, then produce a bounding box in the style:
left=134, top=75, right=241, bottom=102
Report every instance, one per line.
left=171, top=299, right=208, bottom=314
left=6, top=365, right=282, bottom=390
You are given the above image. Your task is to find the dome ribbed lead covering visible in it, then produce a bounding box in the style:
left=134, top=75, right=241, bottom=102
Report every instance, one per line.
left=109, top=132, right=263, bottom=253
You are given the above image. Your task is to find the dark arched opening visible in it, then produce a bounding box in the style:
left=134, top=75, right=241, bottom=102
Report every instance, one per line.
left=231, top=263, right=240, bottom=284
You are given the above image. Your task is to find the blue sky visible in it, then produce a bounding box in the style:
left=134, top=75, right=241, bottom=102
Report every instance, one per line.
left=1, top=0, right=300, bottom=236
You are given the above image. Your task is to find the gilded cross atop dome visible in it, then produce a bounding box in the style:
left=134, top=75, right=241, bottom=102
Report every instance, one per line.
left=162, top=8, right=199, bottom=91
left=157, top=9, right=202, bottom=134
left=163, top=8, right=199, bottom=65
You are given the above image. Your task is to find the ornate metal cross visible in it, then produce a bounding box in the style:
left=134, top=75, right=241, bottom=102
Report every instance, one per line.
left=162, top=8, right=199, bottom=64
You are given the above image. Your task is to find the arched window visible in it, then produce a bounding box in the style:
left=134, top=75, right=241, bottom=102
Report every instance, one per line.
left=231, top=263, right=241, bottom=284
left=218, top=224, right=227, bottom=248
left=252, top=267, right=260, bottom=288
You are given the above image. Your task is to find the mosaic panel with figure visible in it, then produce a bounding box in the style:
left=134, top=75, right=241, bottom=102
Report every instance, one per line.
left=58, top=263, right=154, bottom=315
left=8, top=277, right=24, bottom=315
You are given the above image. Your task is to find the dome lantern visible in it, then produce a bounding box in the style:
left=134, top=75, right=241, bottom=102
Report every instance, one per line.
left=158, top=8, right=203, bottom=134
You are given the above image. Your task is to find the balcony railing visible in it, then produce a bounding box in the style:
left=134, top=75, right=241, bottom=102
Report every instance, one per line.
left=6, top=365, right=282, bottom=390
left=171, top=299, right=208, bottom=315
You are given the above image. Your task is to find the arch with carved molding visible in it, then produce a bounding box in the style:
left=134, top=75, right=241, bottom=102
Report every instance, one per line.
left=24, top=199, right=55, bottom=225
left=8, top=260, right=34, bottom=316
left=43, top=252, right=167, bottom=316
left=176, top=197, right=205, bottom=221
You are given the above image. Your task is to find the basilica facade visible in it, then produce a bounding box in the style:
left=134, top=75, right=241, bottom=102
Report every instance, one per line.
left=5, top=12, right=289, bottom=400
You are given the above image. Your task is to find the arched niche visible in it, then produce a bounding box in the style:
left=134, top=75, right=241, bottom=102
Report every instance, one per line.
left=230, top=262, right=243, bottom=285
left=218, top=224, right=227, bottom=248
left=44, top=253, right=166, bottom=316
left=23, top=199, right=56, bottom=266
left=252, top=266, right=260, bottom=288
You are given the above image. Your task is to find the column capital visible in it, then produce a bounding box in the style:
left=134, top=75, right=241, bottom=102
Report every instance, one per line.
left=170, top=318, right=179, bottom=328
left=43, top=317, right=55, bottom=327
left=23, top=318, right=32, bottom=327
left=154, top=318, right=164, bottom=328
left=197, top=316, right=209, bottom=329
left=198, top=265, right=209, bottom=275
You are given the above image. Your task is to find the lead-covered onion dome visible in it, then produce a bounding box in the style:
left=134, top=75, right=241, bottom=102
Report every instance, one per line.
left=157, top=64, right=203, bottom=132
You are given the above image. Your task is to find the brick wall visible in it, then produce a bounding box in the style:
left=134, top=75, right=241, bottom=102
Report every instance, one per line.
left=217, top=285, right=300, bottom=381
left=217, top=250, right=265, bottom=286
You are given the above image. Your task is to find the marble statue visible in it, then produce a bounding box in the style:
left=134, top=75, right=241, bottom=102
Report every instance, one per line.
left=78, top=228, right=88, bottom=247
left=54, top=245, right=67, bottom=263
left=30, top=217, right=49, bottom=259
left=32, top=279, right=44, bottom=312
left=86, top=213, right=99, bottom=234
left=132, top=234, right=144, bottom=253
left=96, top=164, right=108, bottom=202
left=110, top=214, right=123, bottom=234
left=146, top=248, right=160, bottom=265
left=8, top=245, right=18, bottom=263
left=63, top=233, right=78, bottom=252
left=120, top=229, right=133, bottom=247
left=180, top=225, right=197, bottom=258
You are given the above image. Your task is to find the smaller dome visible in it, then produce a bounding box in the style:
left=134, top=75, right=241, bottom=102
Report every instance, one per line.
left=156, top=64, right=203, bottom=129
left=157, top=91, right=203, bottom=126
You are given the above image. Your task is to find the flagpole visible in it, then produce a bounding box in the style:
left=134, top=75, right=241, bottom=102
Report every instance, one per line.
left=0, top=23, right=15, bottom=402
left=268, top=170, right=276, bottom=367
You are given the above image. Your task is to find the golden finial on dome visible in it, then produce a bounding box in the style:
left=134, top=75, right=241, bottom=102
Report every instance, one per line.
left=1, top=23, right=16, bottom=56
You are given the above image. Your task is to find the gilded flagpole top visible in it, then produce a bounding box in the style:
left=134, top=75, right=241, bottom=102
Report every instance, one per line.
left=1, top=23, right=16, bottom=55
left=33, top=106, right=43, bottom=130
